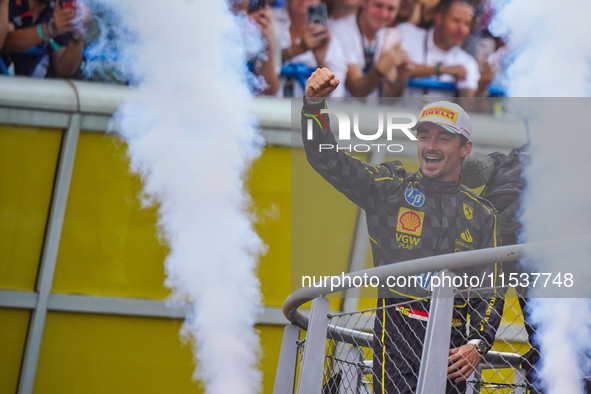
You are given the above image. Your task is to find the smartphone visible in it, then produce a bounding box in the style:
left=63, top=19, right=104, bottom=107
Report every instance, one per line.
left=59, top=0, right=76, bottom=8
left=474, top=38, right=495, bottom=65
left=307, top=3, right=328, bottom=26
left=248, top=0, right=266, bottom=14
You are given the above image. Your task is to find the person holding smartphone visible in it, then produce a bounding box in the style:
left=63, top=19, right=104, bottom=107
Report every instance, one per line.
left=330, top=0, right=413, bottom=98
left=2, top=0, right=92, bottom=77
left=272, top=0, right=347, bottom=97
left=249, top=3, right=281, bottom=95
left=233, top=0, right=281, bottom=95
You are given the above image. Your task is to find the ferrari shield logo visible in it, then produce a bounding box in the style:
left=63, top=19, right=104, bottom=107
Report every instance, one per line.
left=463, top=203, right=473, bottom=220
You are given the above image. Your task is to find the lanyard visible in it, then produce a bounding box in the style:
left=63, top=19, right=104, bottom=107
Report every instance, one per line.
left=423, top=29, right=430, bottom=64
left=423, top=30, right=430, bottom=95
left=357, top=16, right=383, bottom=96
left=358, top=17, right=377, bottom=74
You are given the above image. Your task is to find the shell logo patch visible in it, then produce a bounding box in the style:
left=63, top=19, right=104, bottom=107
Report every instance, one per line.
left=460, top=229, right=473, bottom=243
left=419, top=107, right=459, bottom=123
left=397, top=207, right=425, bottom=236
left=463, top=203, right=474, bottom=220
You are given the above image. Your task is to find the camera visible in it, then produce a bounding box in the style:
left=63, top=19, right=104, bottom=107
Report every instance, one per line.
left=307, top=3, right=328, bottom=26
left=248, top=0, right=266, bottom=14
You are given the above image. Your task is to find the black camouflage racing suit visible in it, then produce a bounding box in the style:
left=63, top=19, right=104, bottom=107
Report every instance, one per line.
left=301, top=99, right=504, bottom=394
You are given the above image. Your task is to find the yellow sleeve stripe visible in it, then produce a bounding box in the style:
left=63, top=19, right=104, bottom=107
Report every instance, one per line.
left=461, top=190, right=482, bottom=204
left=344, top=152, right=362, bottom=161
left=369, top=236, right=377, bottom=245
left=462, top=190, right=494, bottom=214
left=492, top=214, right=499, bottom=293
left=493, top=215, right=498, bottom=248
left=374, top=177, right=394, bottom=181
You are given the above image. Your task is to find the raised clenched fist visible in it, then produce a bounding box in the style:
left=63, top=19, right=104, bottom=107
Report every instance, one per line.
left=305, top=67, right=340, bottom=98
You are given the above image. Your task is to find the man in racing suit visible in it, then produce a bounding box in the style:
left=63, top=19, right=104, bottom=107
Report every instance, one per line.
left=301, top=68, right=503, bottom=393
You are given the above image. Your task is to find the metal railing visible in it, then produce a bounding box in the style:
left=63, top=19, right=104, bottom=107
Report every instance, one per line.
left=274, top=240, right=572, bottom=394
left=278, top=67, right=507, bottom=97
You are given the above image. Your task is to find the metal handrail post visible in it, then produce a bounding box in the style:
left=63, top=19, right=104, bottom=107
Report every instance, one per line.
left=417, top=270, right=456, bottom=394
left=273, top=324, right=300, bottom=394
left=297, top=296, right=330, bottom=394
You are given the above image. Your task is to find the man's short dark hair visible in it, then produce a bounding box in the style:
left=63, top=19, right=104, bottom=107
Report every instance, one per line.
left=459, top=135, right=469, bottom=163
left=436, top=0, right=474, bottom=15
left=460, top=135, right=469, bottom=147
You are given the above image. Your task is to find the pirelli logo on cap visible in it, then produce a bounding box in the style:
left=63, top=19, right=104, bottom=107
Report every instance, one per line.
left=420, top=107, right=459, bottom=123
left=396, top=207, right=425, bottom=237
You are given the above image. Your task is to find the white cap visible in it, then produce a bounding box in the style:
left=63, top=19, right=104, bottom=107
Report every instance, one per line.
left=411, top=101, right=472, bottom=141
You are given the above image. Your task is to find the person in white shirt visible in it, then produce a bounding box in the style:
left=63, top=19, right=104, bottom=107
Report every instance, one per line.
left=273, top=0, right=347, bottom=97
left=330, top=0, right=413, bottom=98
left=398, top=0, right=489, bottom=97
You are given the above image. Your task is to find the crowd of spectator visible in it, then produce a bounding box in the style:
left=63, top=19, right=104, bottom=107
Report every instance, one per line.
left=0, top=0, right=506, bottom=98
left=260, top=0, right=506, bottom=98
left=0, top=0, right=94, bottom=78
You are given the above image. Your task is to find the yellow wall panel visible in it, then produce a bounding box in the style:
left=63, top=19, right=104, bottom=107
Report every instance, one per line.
left=0, top=126, right=62, bottom=291
left=36, top=312, right=201, bottom=394
left=251, top=144, right=363, bottom=310
left=292, top=148, right=370, bottom=311
left=53, top=132, right=169, bottom=299
left=0, top=308, right=30, bottom=394
left=257, top=324, right=288, bottom=393
left=34, top=313, right=286, bottom=394
left=248, top=146, right=292, bottom=308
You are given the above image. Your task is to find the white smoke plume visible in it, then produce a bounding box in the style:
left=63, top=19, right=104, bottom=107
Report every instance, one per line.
left=510, top=100, right=591, bottom=393
left=490, top=0, right=591, bottom=97
left=84, top=0, right=266, bottom=392
left=491, top=1, right=591, bottom=391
